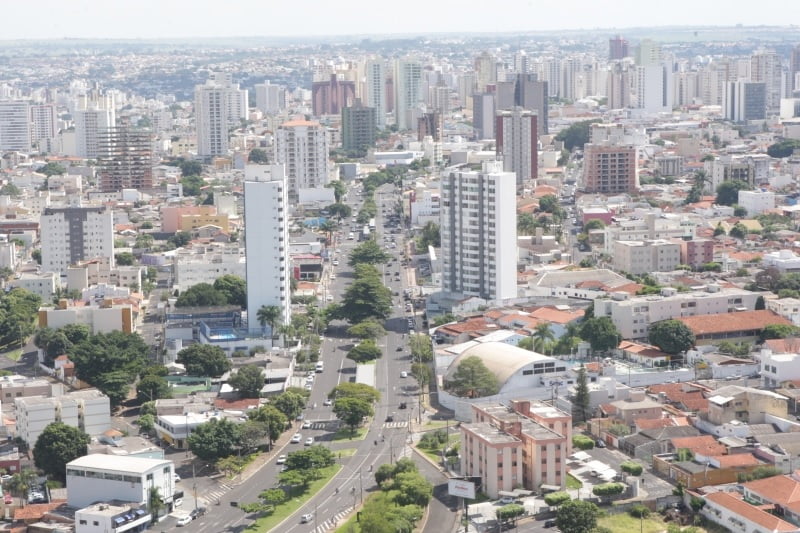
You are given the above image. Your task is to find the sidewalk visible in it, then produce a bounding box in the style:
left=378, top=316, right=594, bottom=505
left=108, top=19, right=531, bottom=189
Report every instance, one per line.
left=229, top=420, right=300, bottom=486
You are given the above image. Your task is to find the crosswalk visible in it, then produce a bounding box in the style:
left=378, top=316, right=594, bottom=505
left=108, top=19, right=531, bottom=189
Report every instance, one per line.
left=383, top=421, right=408, bottom=429
left=198, top=481, right=232, bottom=506
left=309, top=421, right=339, bottom=430
left=313, top=507, right=353, bottom=533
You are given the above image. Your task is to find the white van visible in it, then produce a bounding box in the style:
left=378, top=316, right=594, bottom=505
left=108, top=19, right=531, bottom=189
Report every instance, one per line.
left=315, top=362, right=324, bottom=373
left=348, top=232, right=355, bottom=240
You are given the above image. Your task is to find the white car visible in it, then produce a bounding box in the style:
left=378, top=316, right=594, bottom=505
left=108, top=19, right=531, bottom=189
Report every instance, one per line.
left=323, top=398, right=333, bottom=406
left=305, top=437, right=314, bottom=446
left=301, top=513, right=314, bottom=523
left=276, top=455, right=287, bottom=464
left=172, top=473, right=181, bottom=482
left=302, top=421, right=312, bottom=429
left=174, top=498, right=183, bottom=507
left=332, top=260, right=339, bottom=266
left=176, top=514, right=192, bottom=526
left=400, top=371, right=408, bottom=378
left=291, top=433, right=302, bottom=443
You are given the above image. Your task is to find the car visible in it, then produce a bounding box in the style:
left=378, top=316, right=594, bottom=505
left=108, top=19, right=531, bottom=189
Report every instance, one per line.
left=302, top=421, right=312, bottom=429
left=3, top=493, right=11, bottom=505
left=276, top=455, right=287, bottom=464
left=595, top=439, right=606, bottom=448
left=305, top=383, right=313, bottom=390
left=400, top=371, right=408, bottom=378
left=332, top=260, right=339, bottom=266
left=176, top=514, right=192, bottom=527
left=291, top=433, right=302, bottom=443
left=172, top=473, right=181, bottom=482
left=499, top=496, right=516, bottom=504
left=386, top=414, right=395, bottom=422
left=296, top=413, right=305, bottom=421
left=323, top=398, right=333, bottom=406
left=398, top=402, right=407, bottom=409
left=330, top=274, right=336, bottom=279
left=174, top=497, right=183, bottom=507
left=396, top=346, right=403, bottom=351
left=190, top=507, right=207, bottom=519
left=0, top=474, right=11, bottom=483
left=305, top=437, right=314, bottom=446
left=544, top=519, right=557, bottom=528
left=300, top=513, right=314, bottom=523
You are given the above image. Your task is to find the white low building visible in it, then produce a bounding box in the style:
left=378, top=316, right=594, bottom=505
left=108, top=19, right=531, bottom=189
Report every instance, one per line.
left=766, top=297, right=800, bottom=325
left=75, top=502, right=151, bottom=533
left=762, top=250, right=800, bottom=273
left=738, top=189, right=776, bottom=215
left=15, top=390, right=110, bottom=447
left=757, top=349, right=800, bottom=388
left=66, top=454, right=177, bottom=509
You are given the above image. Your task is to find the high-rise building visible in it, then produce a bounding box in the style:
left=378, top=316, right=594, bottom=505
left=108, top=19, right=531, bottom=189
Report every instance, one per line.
left=0, top=101, right=31, bottom=152
left=254, top=82, right=285, bottom=115
left=607, top=62, right=631, bottom=109
left=312, top=74, right=356, bottom=116
left=472, top=93, right=495, bottom=140
left=195, top=73, right=248, bottom=158
left=750, top=48, right=783, bottom=114
left=74, top=106, right=115, bottom=158
left=365, top=59, right=386, bottom=128
left=342, top=100, right=376, bottom=156
left=417, top=112, right=442, bottom=142
left=495, top=74, right=548, bottom=135
left=583, top=143, right=638, bottom=194
left=30, top=103, right=58, bottom=148
left=609, top=35, right=629, bottom=60
left=496, top=107, right=538, bottom=186
left=723, top=81, right=767, bottom=122
left=40, top=206, right=114, bottom=275
left=273, top=119, right=330, bottom=200
left=474, top=51, right=498, bottom=93
left=244, top=164, right=291, bottom=332
left=634, top=64, right=674, bottom=113
left=97, top=127, right=153, bottom=192
left=634, top=39, right=662, bottom=66
left=790, top=44, right=800, bottom=93
left=440, top=160, right=517, bottom=302
left=394, top=58, right=422, bottom=130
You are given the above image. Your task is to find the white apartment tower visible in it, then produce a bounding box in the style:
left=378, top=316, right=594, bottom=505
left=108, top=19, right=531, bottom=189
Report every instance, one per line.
left=254, top=81, right=286, bottom=115
left=244, top=165, right=291, bottom=332
left=441, top=160, right=517, bottom=301
left=273, top=119, right=330, bottom=201
left=30, top=103, right=58, bottom=148
left=0, top=101, right=31, bottom=152
left=365, top=59, right=386, bottom=128
left=394, top=57, right=423, bottom=131
left=195, top=81, right=230, bottom=158
left=750, top=48, right=783, bottom=115
left=496, top=108, right=538, bottom=186
left=40, top=206, right=114, bottom=276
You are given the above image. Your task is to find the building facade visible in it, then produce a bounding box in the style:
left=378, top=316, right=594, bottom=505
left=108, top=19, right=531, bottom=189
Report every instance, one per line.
left=394, top=57, right=422, bottom=131
left=582, top=143, right=638, bottom=194
left=441, top=160, right=517, bottom=301
left=312, top=74, right=356, bottom=116
left=40, top=206, right=114, bottom=276
left=273, top=119, right=330, bottom=200
left=0, top=100, right=31, bottom=152
left=342, top=100, right=376, bottom=155
left=97, top=127, right=153, bottom=192
left=496, top=107, right=538, bottom=186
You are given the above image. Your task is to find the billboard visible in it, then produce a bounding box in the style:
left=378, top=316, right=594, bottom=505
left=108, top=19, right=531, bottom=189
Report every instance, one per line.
left=448, top=478, right=476, bottom=499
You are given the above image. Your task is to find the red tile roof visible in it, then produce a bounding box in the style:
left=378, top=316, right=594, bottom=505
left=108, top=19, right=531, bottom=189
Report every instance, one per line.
left=713, top=453, right=760, bottom=468
left=677, top=310, right=792, bottom=336
left=13, top=501, right=66, bottom=520
left=705, top=491, right=797, bottom=532
left=670, top=435, right=726, bottom=456
left=744, top=474, right=800, bottom=505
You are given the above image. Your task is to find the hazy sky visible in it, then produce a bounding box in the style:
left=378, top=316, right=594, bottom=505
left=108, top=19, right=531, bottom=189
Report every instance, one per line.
left=2, top=0, right=796, bottom=40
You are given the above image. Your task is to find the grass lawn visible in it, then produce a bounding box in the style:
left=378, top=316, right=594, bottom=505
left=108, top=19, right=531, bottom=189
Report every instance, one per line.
left=598, top=513, right=669, bottom=533
left=421, top=419, right=450, bottom=430
left=3, top=348, right=22, bottom=362
left=244, top=464, right=341, bottom=532
left=332, top=426, right=369, bottom=442
left=334, top=448, right=358, bottom=458
left=416, top=434, right=459, bottom=464
left=566, top=474, right=583, bottom=490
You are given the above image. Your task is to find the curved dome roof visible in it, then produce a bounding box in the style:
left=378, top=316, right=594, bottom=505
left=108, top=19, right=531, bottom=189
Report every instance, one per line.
left=444, top=341, right=553, bottom=390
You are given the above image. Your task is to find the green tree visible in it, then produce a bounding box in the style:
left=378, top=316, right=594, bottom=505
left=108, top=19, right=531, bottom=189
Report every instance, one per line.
left=60, top=324, right=89, bottom=348
left=136, top=374, right=171, bottom=403
left=285, top=445, right=335, bottom=470
left=180, top=174, right=205, bottom=196
left=573, top=435, right=595, bottom=450
left=690, top=495, right=706, bottom=512
left=337, top=263, right=392, bottom=323
left=213, top=275, right=247, bottom=308
left=347, top=339, right=383, bottom=363
left=271, top=390, right=306, bottom=420
left=733, top=204, right=748, bottom=217
left=333, top=396, right=374, bottom=434
left=716, top=179, right=751, bottom=206
left=175, top=282, right=227, bottom=307
left=767, top=139, right=800, bottom=158
left=328, top=382, right=381, bottom=404
left=248, top=405, right=287, bottom=446
left=347, top=319, right=386, bottom=340
left=248, top=148, right=269, bottom=164
left=555, top=119, right=601, bottom=151
left=33, top=422, right=90, bottom=482
left=176, top=344, right=231, bottom=377
left=556, top=499, right=599, bottom=533
left=348, top=239, right=390, bottom=267
left=168, top=231, right=192, bottom=248
left=532, top=322, right=555, bottom=353
left=228, top=365, right=264, bottom=398
left=326, top=202, right=352, bottom=220
left=496, top=503, right=525, bottom=524
left=137, top=413, right=155, bottom=433
left=409, top=334, right=433, bottom=363
left=148, top=486, right=165, bottom=523
left=731, top=222, right=747, bottom=239
left=760, top=323, right=800, bottom=342
left=572, top=364, right=591, bottom=423
left=390, top=470, right=434, bottom=506
left=648, top=319, right=696, bottom=354
left=115, top=252, right=135, bottom=266
left=410, top=362, right=432, bottom=389
left=177, top=159, right=203, bottom=177
left=31, top=248, right=41, bottom=264
left=326, top=180, right=347, bottom=203
left=544, top=491, right=571, bottom=507
left=584, top=219, right=606, bottom=232
left=38, top=162, right=67, bottom=177
left=620, top=461, right=643, bottom=476
left=445, top=356, right=499, bottom=398
left=579, top=317, right=622, bottom=353
left=0, top=183, right=21, bottom=196
left=592, top=482, right=625, bottom=497
left=188, top=418, right=242, bottom=461
left=432, top=313, right=457, bottom=327
left=7, top=469, right=39, bottom=507
left=256, top=305, right=282, bottom=334
left=417, top=221, right=441, bottom=249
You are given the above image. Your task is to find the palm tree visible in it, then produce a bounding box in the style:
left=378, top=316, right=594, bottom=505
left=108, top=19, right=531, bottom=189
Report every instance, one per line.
left=532, top=323, right=555, bottom=354
left=319, top=219, right=337, bottom=245
left=148, top=486, right=164, bottom=524
left=256, top=305, right=281, bottom=336
left=7, top=468, right=38, bottom=507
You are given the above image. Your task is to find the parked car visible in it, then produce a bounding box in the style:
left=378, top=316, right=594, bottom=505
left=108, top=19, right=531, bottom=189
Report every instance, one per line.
left=499, top=496, right=516, bottom=504
left=176, top=514, right=192, bottom=526
left=595, top=439, right=606, bottom=448
left=291, top=433, right=302, bottom=443
left=305, top=437, right=314, bottom=446
left=302, top=420, right=312, bottom=429
left=276, top=455, right=287, bottom=464
left=544, top=519, right=557, bottom=528
left=174, top=498, right=183, bottom=507
left=400, top=371, right=408, bottom=378
left=190, top=507, right=207, bottom=520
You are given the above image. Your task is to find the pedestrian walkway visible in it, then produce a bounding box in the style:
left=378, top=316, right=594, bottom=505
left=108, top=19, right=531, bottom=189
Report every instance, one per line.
left=383, top=421, right=408, bottom=429
left=198, top=480, right=232, bottom=506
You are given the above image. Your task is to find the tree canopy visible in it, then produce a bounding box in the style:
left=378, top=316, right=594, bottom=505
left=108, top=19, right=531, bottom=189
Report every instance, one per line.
left=579, top=317, right=622, bottom=353
left=248, top=148, right=269, bottom=164
left=347, top=339, right=383, bottom=363
left=716, top=179, right=751, bottom=206
left=555, top=499, right=599, bottom=533
left=416, top=221, right=441, bottom=249
left=175, top=282, right=229, bottom=307
left=333, top=396, right=374, bottom=433
left=760, top=323, right=800, bottom=343
left=347, top=319, right=386, bottom=340
left=767, top=139, right=800, bottom=159
left=270, top=390, right=306, bottom=420
left=228, top=365, right=264, bottom=398
left=176, top=344, right=231, bottom=377
left=555, top=119, right=601, bottom=151
left=187, top=418, right=241, bottom=461
left=136, top=373, right=172, bottom=403
left=337, top=263, right=392, bottom=323
left=572, top=365, right=591, bottom=423
left=648, top=319, right=696, bottom=354
left=213, top=275, right=247, bottom=308
left=0, top=288, right=41, bottom=348
left=328, top=382, right=380, bottom=404
left=248, top=405, right=287, bottom=445
left=33, top=422, right=90, bottom=482
left=349, top=239, right=390, bottom=267
left=38, top=162, right=67, bottom=177
left=445, top=356, right=499, bottom=398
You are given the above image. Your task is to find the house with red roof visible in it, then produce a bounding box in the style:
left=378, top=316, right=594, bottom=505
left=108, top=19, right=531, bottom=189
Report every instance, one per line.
left=700, top=490, right=800, bottom=532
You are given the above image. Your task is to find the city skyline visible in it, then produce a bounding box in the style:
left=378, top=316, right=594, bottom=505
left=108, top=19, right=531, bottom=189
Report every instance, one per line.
left=1, top=0, right=796, bottom=41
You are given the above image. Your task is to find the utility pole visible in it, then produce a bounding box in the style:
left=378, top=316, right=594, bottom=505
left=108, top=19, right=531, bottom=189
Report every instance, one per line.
left=192, top=461, right=197, bottom=513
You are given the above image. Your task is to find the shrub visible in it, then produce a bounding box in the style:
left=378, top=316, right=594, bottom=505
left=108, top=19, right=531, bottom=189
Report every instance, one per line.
left=628, top=504, right=650, bottom=518
left=544, top=491, right=571, bottom=507
left=592, top=482, right=625, bottom=496
left=572, top=435, right=594, bottom=450
left=620, top=461, right=643, bottom=476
